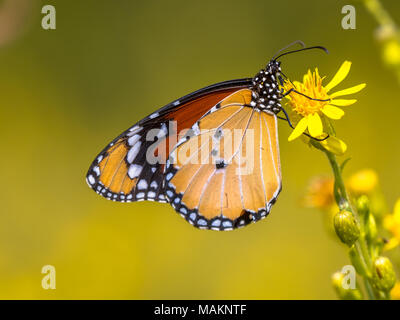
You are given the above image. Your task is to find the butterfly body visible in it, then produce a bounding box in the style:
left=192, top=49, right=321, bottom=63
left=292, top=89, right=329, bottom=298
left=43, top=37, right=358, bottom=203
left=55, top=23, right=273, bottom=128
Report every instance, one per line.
left=87, top=59, right=284, bottom=230
left=251, top=60, right=283, bottom=113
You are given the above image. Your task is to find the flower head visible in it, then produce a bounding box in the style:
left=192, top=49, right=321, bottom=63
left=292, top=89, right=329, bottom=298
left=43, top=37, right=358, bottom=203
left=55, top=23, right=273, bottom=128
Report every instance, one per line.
left=347, top=169, right=379, bottom=196
left=283, top=61, right=366, bottom=141
left=303, top=176, right=335, bottom=210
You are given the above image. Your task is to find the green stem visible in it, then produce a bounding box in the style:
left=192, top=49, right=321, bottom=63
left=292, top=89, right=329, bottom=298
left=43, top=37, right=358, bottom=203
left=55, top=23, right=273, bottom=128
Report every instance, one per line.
left=324, top=151, right=351, bottom=211
left=325, top=151, right=376, bottom=299
left=311, top=140, right=378, bottom=299
left=362, top=0, right=398, bottom=27
left=364, top=278, right=376, bottom=300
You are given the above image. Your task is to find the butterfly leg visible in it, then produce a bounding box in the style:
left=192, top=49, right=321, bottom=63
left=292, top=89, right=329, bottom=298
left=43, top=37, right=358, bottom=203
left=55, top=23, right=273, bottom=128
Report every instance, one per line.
left=278, top=107, right=329, bottom=142
left=281, top=88, right=330, bottom=102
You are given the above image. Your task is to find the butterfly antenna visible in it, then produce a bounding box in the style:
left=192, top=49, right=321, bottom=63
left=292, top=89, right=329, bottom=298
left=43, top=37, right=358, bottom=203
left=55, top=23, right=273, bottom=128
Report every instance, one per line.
left=274, top=46, right=329, bottom=61
left=272, top=40, right=306, bottom=61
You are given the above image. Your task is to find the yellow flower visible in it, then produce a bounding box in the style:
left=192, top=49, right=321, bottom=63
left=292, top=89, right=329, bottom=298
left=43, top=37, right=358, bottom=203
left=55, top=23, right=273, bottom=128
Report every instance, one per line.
left=347, top=169, right=378, bottom=195
left=283, top=61, right=366, bottom=141
left=383, top=199, right=400, bottom=250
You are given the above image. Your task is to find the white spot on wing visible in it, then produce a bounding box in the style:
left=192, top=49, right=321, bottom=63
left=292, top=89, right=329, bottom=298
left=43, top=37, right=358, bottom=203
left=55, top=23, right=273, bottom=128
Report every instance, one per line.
left=93, top=166, right=100, bottom=176
left=137, top=179, right=148, bottom=190
left=127, top=141, right=141, bottom=163
left=166, top=172, right=173, bottom=181
left=212, top=219, right=221, bottom=227
left=150, top=181, right=158, bottom=189
left=128, top=164, right=142, bottom=179
left=128, top=134, right=140, bottom=146
left=222, top=221, right=232, bottom=228
left=148, top=191, right=156, bottom=198
left=87, top=175, right=95, bottom=185
left=129, top=126, right=142, bottom=133
left=136, top=192, right=145, bottom=199
left=197, top=219, right=207, bottom=226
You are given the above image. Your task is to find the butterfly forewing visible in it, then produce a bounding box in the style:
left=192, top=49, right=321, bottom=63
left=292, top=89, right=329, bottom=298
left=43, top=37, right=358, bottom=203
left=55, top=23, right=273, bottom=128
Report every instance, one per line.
left=86, top=80, right=251, bottom=204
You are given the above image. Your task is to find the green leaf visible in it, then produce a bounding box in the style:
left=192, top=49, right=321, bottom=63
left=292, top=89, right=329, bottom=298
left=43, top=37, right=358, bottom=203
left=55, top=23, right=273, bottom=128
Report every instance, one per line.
left=340, top=158, right=352, bottom=172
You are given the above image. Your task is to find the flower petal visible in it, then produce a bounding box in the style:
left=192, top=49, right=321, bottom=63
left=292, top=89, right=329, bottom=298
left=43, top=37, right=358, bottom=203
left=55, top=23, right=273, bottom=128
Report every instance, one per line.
left=321, top=105, right=345, bottom=120
left=308, top=113, right=323, bottom=137
left=288, top=117, right=308, bottom=141
left=325, top=61, right=352, bottom=93
left=329, top=99, right=357, bottom=106
left=330, top=83, right=366, bottom=98
left=320, top=136, right=347, bottom=155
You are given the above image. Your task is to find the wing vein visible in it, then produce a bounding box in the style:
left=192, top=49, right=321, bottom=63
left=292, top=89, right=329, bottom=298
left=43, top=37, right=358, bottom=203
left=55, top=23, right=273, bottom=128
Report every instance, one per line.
left=259, top=112, right=268, bottom=205
left=262, top=112, right=280, bottom=202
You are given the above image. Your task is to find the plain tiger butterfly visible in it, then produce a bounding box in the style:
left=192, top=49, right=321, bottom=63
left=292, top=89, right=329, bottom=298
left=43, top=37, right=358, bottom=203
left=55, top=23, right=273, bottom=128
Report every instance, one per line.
left=86, top=41, right=328, bottom=231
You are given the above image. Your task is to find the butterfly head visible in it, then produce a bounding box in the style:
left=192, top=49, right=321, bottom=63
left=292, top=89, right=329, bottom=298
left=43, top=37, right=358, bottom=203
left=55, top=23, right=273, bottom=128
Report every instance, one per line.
left=266, top=60, right=281, bottom=75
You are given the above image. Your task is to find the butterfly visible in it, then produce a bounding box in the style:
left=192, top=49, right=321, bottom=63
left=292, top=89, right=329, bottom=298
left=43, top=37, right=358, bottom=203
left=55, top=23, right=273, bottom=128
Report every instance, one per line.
left=86, top=41, right=328, bottom=231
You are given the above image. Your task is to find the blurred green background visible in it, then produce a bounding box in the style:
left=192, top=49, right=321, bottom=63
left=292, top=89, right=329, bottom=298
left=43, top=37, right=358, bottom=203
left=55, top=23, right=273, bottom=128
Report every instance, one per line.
left=0, top=0, right=399, bottom=299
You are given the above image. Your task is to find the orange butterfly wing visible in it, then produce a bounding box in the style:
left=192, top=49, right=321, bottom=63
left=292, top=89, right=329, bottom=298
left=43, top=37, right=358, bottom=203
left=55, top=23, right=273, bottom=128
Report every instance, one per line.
left=86, top=80, right=252, bottom=203
left=164, top=89, right=282, bottom=230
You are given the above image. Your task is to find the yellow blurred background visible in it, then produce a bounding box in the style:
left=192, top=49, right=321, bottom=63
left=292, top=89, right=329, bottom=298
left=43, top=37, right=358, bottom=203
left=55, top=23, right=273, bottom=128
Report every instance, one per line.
left=0, top=0, right=399, bottom=299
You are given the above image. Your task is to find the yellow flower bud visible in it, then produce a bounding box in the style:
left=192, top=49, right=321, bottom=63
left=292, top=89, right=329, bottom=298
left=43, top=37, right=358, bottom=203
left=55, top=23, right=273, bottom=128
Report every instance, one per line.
left=372, top=257, right=397, bottom=291
left=366, top=213, right=377, bottom=241
left=355, top=195, right=370, bottom=216
left=334, top=211, right=360, bottom=247
left=320, top=136, right=347, bottom=156
left=332, top=271, right=344, bottom=288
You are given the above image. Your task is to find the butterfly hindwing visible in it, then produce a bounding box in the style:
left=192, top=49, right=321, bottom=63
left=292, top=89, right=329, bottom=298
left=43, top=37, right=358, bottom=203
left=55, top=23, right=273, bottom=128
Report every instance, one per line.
left=164, top=89, right=282, bottom=230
